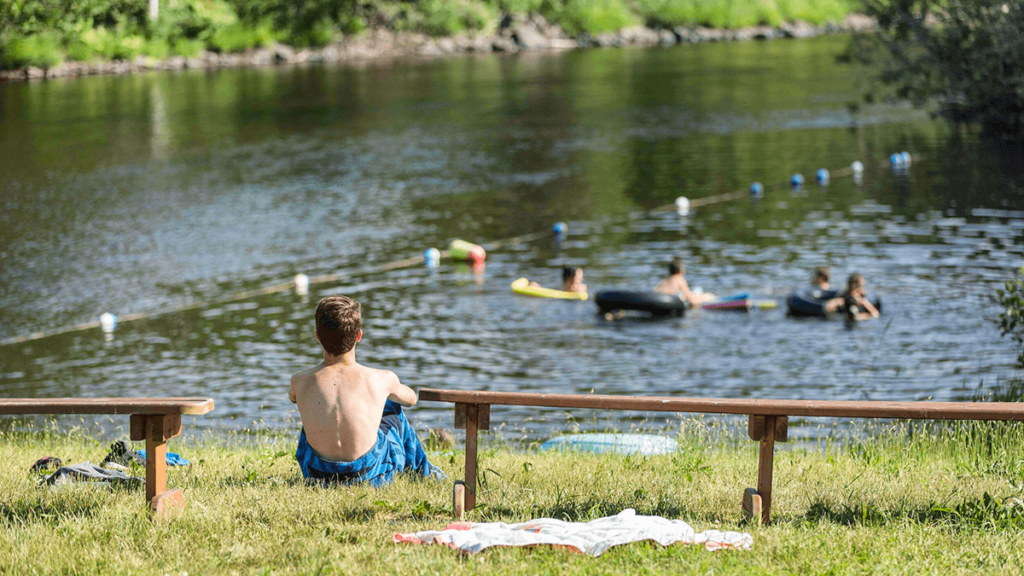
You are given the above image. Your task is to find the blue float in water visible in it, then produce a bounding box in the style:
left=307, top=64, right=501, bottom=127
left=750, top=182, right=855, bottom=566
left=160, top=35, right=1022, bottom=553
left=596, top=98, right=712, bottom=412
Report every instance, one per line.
left=553, top=221, right=568, bottom=240
left=749, top=181, right=764, bottom=199
left=816, top=168, right=830, bottom=185
left=890, top=153, right=905, bottom=170
left=424, top=248, right=440, bottom=268
left=540, top=433, right=680, bottom=456
left=790, top=173, right=804, bottom=188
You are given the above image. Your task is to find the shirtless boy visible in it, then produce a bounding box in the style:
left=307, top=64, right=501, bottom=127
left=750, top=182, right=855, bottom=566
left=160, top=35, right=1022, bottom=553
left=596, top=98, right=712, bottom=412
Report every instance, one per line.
left=290, top=296, right=443, bottom=485
left=654, top=258, right=716, bottom=307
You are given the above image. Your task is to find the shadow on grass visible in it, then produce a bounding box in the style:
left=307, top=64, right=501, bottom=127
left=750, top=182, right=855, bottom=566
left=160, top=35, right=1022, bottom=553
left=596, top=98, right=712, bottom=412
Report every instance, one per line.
left=478, top=495, right=724, bottom=525
left=0, top=499, right=104, bottom=524
left=801, top=492, right=1024, bottom=530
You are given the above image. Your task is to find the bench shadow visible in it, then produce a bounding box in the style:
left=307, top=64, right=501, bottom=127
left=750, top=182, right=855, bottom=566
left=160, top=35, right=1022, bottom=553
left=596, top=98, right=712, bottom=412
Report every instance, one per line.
left=479, top=497, right=726, bottom=526
left=800, top=494, right=1024, bottom=530
left=0, top=500, right=104, bottom=523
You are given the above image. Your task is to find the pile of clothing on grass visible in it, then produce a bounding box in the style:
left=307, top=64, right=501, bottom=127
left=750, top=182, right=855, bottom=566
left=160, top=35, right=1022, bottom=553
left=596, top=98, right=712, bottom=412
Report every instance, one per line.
left=30, top=440, right=190, bottom=490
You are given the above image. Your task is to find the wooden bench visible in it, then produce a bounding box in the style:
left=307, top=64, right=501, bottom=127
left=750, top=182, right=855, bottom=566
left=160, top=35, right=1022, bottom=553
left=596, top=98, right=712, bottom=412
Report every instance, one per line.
left=0, top=397, right=215, bottom=519
left=418, top=389, right=1024, bottom=523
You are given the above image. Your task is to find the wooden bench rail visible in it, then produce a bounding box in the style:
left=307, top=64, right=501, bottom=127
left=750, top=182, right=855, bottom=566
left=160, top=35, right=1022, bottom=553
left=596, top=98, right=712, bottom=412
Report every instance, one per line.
left=418, top=389, right=1024, bottom=421
left=0, top=398, right=215, bottom=416
left=1, top=397, right=215, bottom=519
left=418, top=388, right=1024, bottom=523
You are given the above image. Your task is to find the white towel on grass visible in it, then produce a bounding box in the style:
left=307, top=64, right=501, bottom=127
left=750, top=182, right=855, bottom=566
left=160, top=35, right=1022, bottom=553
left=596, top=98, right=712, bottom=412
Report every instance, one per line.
left=393, top=508, right=752, bottom=556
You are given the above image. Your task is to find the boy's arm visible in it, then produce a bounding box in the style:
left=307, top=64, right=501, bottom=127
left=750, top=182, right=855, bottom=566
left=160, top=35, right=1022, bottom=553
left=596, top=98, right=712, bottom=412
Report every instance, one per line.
left=288, top=375, right=298, bottom=404
left=386, top=372, right=417, bottom=407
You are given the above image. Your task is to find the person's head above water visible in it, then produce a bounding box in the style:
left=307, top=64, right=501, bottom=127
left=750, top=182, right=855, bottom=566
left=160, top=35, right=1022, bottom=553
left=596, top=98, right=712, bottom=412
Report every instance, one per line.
left=562, top=266, right=580, bottom=284
left=813, top=266, right=831, bottom=287
left=315, top=295, right=362, bottom=356
left=668, top=258, right=685, bottom=277
left=847, top=273, right=866, bottom=296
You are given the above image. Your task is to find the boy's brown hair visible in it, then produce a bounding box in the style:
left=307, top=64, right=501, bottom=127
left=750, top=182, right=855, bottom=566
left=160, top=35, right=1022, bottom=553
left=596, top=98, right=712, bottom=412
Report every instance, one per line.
left=668, top=259, right=685, bottom=276
left=814, top=266, right=830, bottom=283
left=847, top=273, right=864, bottom=291
left=315, top=296, right=361, bottom=356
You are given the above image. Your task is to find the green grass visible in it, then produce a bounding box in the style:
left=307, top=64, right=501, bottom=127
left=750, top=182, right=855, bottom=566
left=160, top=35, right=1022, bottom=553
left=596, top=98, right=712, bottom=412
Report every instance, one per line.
left=2, top=416, right=1024, bottom=574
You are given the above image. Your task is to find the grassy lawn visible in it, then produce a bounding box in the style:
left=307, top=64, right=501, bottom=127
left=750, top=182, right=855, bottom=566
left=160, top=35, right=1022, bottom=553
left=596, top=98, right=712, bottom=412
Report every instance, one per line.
left=2, top=418, right=1023, bottom=574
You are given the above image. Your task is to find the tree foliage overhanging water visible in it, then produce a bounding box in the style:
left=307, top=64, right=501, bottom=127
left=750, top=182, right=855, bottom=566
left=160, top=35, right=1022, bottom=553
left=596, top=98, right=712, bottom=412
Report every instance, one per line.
left=845, top=0, right=1024, bottom=141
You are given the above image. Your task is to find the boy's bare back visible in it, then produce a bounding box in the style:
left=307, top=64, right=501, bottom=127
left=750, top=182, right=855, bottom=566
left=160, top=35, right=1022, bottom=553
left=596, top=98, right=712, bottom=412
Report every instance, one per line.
left=291, top=361, right=416, bottom=462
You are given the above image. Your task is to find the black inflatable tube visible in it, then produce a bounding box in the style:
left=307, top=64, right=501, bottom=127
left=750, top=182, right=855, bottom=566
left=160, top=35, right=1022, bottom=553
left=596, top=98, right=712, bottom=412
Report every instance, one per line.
left=786, top=291, right=882, bottom=318
left=594, top=290, right=687, bottom=317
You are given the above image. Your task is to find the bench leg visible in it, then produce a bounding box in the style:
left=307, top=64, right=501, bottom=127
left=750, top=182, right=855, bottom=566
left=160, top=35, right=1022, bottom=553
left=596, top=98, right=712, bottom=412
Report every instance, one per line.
left=756, top=415, right=777, bottom=524
left=131, top=413, right=183, bottom=519
left=465, top=405, right=479, bottom=511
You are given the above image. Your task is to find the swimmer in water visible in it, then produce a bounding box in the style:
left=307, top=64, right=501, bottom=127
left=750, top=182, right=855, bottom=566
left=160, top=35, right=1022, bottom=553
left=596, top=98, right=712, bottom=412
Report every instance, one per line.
left=654, top=258, right=716, bottom=307
left=529, top=266, right=587, bottom=294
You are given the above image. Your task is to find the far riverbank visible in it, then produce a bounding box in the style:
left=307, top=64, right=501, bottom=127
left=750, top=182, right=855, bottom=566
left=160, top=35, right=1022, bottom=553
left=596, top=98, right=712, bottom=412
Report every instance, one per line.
left=0, top=14, right=874, bottom=83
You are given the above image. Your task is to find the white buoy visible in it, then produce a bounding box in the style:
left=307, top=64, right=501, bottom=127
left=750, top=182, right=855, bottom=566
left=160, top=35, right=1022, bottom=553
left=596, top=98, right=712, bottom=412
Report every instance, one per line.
left=851, top=160, right=864, bottom=174
left=294, top=274, right=310, bottom=296
left=675, top=196, right=690, bottom=216
left=100, top=312, right=117, bottom=334
left=424, top=248, right=440, bottom=268
left=900, top=151, right=911, bottom=166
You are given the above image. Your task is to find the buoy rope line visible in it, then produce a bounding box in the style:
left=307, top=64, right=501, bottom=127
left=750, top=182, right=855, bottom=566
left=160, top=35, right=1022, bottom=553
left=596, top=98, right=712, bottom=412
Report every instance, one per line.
left=0, top=153, right=912, bottom=347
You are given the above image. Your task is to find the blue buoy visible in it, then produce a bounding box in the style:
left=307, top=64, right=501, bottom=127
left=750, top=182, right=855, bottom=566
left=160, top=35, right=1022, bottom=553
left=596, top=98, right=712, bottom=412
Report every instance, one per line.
left=750, top=182, right=764, bottom=199
left=790, top=174, right=804, bottom=188
left=816, top=168, right=830, bottom=185
left=890, top=153, right=905, bottom=170
left=553, top=222, right=568, bottom=240
left=424, top=248, right=440, bottom=268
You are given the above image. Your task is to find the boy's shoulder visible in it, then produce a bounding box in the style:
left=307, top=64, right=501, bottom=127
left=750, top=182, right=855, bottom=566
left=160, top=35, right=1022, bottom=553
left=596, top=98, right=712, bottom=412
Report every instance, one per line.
left=291, top=364, right=321, bottom=382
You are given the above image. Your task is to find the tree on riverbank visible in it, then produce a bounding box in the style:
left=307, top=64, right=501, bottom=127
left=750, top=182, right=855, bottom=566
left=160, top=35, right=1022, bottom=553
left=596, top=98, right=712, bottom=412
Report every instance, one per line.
left=845, top=1, right=1024, bottom=141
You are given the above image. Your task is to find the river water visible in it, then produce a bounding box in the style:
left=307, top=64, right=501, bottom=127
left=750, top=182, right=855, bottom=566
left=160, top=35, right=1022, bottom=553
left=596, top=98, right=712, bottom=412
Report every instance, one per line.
left=2, top=36, right=1023, bottom=438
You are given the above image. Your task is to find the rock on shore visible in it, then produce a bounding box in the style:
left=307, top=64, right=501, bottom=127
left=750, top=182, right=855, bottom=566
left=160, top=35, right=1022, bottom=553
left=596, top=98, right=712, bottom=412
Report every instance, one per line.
left=0, top=14, right=876, bottom=83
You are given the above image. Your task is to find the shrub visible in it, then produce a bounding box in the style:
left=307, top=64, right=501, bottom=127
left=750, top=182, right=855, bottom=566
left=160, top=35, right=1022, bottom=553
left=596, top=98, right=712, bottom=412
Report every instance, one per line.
left=284, top=18, right=335, bottom=48
left=2, top=33, right=64, bottom=69
left=545, top=0, right=636, bottom=34
left=172, top=37, right=206, bottom=57
left=210, top=21, right=274, bottom=53
left=417, top=0, right=496, bottom=36
left=143, top=37, right=171, bottom=59
left=998, top=267, right=1024, bottom=367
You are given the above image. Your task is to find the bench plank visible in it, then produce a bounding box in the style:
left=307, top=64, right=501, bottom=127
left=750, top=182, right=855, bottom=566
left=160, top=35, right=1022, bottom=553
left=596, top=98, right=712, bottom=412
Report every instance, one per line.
left=419, top=389, right=1024, bottom=421
left=0, top=398, right=214, bottom=416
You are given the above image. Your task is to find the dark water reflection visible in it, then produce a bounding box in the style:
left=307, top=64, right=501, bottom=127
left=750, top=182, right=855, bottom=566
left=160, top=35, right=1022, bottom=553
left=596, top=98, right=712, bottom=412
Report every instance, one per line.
left=2, top=36, right=1023, bottom=438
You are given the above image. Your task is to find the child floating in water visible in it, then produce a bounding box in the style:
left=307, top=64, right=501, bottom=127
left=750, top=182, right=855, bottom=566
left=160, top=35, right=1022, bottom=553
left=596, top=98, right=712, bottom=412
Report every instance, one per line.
left=529, top=266, right=588, bottom=294
left=654, top=258, right=716, bottom=307
left=290, top=296, right=444, bottom=486
left=811, top=266, right=831, bottom=291
left=840, top=273, right=880, bottom=321
left=562, top=266, right=587, bottom=294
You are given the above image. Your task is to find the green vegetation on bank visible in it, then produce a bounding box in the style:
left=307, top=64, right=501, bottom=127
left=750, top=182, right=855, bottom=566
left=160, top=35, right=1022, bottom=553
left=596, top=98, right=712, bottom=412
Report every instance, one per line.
left=0, top=0, right=858, bottom=70
left=2, top=415, right=1024, bottom=574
